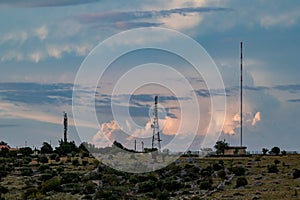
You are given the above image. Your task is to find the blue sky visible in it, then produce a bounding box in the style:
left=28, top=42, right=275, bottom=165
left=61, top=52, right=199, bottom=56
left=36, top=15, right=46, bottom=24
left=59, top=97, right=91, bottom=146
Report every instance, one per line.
left=0, top=0, right=299, bottom=151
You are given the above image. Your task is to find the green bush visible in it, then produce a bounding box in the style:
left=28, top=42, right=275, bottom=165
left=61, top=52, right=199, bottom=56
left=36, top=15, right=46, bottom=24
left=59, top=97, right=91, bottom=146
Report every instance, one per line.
left=72, top=159, right=79, bottom=166
left=38, top=155, right=48, bottom=164
left=61, top=172, right=80, bottom=184
left=38, top=164, right=51, bottom=173
left=274, top=159, right=280, bottom=165
left=50, top=153, right=58, bottom=160
left=293, top=169, right=300, bottom=179
left=199, top=180, right=213, bottom=190
left=138, top=180, right=157, bottom=193
left=213, top=163, right=223, bottom=171
left=163, top=179, right=182, bottom=191
left=21, top=167, right=33, bottom=176
left=83, top=181, right=96, bottom=194
left=156, top=189, right=169, bottom=200
left=82, top=160, right=89, bottom=166
left=268, top=165, right=279, bottom=173
left=232, top=166, right=246, bottom=176
left=236, top=177, right=248, bottom=188
left=41, top=177, right=61, bottom=193
left=22, top=156, right=32, bottom=164
left=56, top=166, right=64, bottom=174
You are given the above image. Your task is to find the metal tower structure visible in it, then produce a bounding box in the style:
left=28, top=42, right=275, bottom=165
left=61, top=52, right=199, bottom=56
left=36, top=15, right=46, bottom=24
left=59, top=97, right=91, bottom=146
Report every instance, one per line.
left=63, top=112, right=68, bottom=143
left=151, top=96, right=162, bottom=150
left=240, top=42, right=243, bottom=147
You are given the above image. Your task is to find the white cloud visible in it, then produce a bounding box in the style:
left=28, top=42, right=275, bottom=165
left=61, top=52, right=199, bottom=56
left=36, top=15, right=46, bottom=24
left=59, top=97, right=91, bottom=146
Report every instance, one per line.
left=260, top=10, right=300, bottom=28
left=252, top=111, right=261, bottom=126
left=35, top=25, right=48, bottom=40
left=1, top=51, right=24, bottom=62
left=29, top=52, right=43, bottom=63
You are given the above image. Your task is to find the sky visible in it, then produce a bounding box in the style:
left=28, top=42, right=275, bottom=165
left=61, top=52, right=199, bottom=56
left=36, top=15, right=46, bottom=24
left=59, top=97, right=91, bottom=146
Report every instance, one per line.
left=0, top=0, right=299, bottom=152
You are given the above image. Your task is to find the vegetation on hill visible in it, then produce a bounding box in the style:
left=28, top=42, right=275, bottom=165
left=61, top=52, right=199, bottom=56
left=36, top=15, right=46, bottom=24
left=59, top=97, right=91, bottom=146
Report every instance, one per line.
left=0, top=140, right=299, bottom=199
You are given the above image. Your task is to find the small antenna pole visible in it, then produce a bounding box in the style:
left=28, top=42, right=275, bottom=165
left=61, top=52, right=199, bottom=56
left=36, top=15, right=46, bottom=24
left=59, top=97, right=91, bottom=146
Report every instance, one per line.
left=240, top=42, right=243, bottom=147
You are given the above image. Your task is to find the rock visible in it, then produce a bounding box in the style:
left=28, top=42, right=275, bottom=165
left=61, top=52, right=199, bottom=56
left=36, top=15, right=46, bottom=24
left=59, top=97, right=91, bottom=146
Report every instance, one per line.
left=253, top=181, right=263, bottom=186
left=253, top=175, right=263, bottom=180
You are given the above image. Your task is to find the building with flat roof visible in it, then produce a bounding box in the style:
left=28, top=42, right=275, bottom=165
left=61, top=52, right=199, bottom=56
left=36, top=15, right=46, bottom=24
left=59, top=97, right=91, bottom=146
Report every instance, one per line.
left=224, top=146, right=247, bottom=155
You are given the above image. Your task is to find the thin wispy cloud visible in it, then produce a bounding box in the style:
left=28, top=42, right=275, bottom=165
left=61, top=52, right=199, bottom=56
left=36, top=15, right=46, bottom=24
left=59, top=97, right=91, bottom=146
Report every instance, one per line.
left=0, top=0, right=100, bottom=7
left=75, top=7, right=232, bottom=28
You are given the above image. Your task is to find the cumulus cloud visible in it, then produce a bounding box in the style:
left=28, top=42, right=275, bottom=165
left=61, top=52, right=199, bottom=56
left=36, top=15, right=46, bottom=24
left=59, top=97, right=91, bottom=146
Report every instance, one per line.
left=92, top=120, right=121, bottom=147
left=35, top=25, right=48, bottom=40
left=252, top=112, right=261, bottom=126
left=29, top=52, right=43, bottom=63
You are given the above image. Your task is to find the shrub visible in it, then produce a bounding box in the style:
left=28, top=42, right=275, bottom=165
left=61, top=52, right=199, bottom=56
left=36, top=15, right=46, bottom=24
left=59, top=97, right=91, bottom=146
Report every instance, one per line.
left=22, top=187, right=38, bottom=199
left=156, top=189, right=169, bottom=200
left=61, top=172, right=80, bottom=184
left=162, top=179, right=182, bottom=191
left=40, top=173, right=54, bottom=181
left=83, top=181, right=96, bottom=194
left=56, top=166, right=64, bottom=174
left=213, top=163, right=223, bottom=171
left=38, top=164, right=51, bottom=173
left=274, top=159, right=280, bottom=165
left=236, top=177, right=248, bottom=188
left=138, top=180, right=157, bottom=193
left=21, top=167, right=33, bottom=176
left=22, top=156, right=32, bottom=165
left=50, top=153, right=58, bottom=160
left=268, top=165, right=279, bottom=173
left=293, top=169, right=300, bottom=179
left=38, top=155, right=48, bottom=164
left=199, top=180, right=212, bottom=190
left=217, top=170, right=226, bottom=180
left=281, top=150, right=287, bottom=155
left=232, top=166, right=246, bottom=176
left=82, top=160, right=88, bottom=166
left=41, top=177, right=61, bottom=193
left=72, top=159, right=79, bottom=166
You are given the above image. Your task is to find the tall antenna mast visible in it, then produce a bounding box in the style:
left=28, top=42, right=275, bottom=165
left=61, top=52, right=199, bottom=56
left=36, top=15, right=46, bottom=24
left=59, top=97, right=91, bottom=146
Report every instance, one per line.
left=240, top=42, right=243, bottom=147
left=63, top=112, right=68, bottom=143
left=152, top=96, right=161, bottom=150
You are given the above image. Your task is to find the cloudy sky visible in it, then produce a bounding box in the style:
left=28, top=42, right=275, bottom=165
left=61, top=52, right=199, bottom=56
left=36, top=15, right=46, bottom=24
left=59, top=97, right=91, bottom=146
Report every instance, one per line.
left=0, top=0, right=299, bottom=152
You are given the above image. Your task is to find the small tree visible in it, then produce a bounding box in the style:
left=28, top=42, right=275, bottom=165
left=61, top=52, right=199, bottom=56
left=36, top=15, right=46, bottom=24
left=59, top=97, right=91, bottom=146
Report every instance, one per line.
left=18, top=147, right=33, bottom=157
left=270, top=147, right=280, bottom=155
left=262, top=148, right=268, bottom=155
left=214, top=140, right=229, bottom=155
left=41, top=142, right=53, bottom=154
left=281, top=150, right=287, bottom=155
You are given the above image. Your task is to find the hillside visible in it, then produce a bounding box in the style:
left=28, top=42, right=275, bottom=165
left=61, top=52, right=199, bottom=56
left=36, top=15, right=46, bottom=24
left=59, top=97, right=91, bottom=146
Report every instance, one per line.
left=1, top=151, right=300, bottom=200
